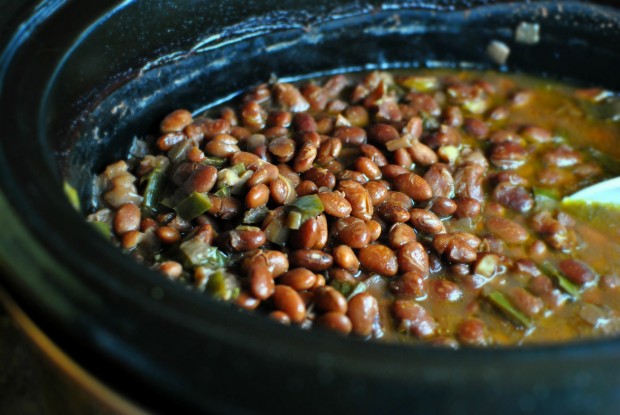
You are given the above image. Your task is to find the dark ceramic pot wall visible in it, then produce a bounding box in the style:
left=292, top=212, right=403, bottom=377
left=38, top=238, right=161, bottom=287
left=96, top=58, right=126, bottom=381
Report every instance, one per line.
left=1, top=1, right=620, bottom=414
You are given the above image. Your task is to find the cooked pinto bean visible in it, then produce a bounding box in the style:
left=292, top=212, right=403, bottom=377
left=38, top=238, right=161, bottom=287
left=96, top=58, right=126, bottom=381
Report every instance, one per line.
left=457, top=318, right=487, bottom=346
left=392, top=300, right=437, bottom=338
left=333, top=245, right=360, bottom=272
left=431, top=279, right=463, bottom=302
left=390, top=271, right=427, bottom=298
left=314, top=286, right=348, bottom=314
left=389, top=223, right=417, bottom=249
left=303, top=167, right=336, bottom=189
left=558, top=259, right=596, bottom=285
left=397, top=242, right=430, bottom=276
left=273, top=285, right=306, bottom=323
left=347, top=293, right=379, bottom=336
left=290, top=249, right=333, bottom=272
left=431, top=197, right=457, bottom=217
left=249, top=265, right=275, bottom=300
left=114, top=203, right=141, bottom=235
left=360, top=144, right=389, bottom=167
left=409, top=209, right=445, bottom=234
left=364, top=181, right=389, bottom=206
left=317, top=191, right=352, bottom=218
left=338, top=180, right=374, bottom=221
left=486, top=217, right=529, bottom=244
left=161, top=109, right=193, bottom=133
left=510, top=287, right=544, bottom=317
left=246, top=184, right=270, bottom=208
left=393, top=173, right=433, bottom=202
left=280, top=268, right=318, bottom=291
left=359, top=244, right=398, bottom=276
left=454, top=197, right=482, bottom=219
left=316, top=312, right=352, bottom=334
left=354, top=157, right=382, bottom=180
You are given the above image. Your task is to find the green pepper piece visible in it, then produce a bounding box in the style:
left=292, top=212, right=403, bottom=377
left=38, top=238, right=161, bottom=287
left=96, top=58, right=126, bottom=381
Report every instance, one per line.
left=201, top=156, right=227, bottom=168
left=142, top=168, right=167, bottom=215
left=330, top=280, right=355, bottom=297
left=214, top=187, right=231, bottom=198
left=230, top=163, right=246, bottom=175
left=289, top=194, right=324, bottom=223
left=540, top=262, right=581, bottom=298
left=264, top=214, right=290, bottom=246
left=174, top=192, right=213, bottom=221
left=242, top=206, right=269, bottom=224
left=89, top=221, right=111, bottom=239
left=487, top=291, right=533, bottom=328
left=347, top=282, right=367, bottom=300
left=179, top=239, right=228, bottom=268
left=63, top=181, right=80, bottom=211
left=206, top=270, right=239, bottom=301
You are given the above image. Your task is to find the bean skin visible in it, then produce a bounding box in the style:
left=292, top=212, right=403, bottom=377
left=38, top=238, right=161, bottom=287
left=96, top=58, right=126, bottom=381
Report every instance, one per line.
left=390, top=271, right=427, bottom=298
left=367, top=123, right=399, bottom=145
left=242, top=250, right=289, bottom=277
left=334, top=126, right=367, bottom=146
left=273, top=285, right=306, bottom=324
left=347, top=293, right=379, bottom=336
left=293, top=142, right=318, bottom=173
left=486, top=217, right=529, bottom=244
left=393, top=173, right=433, bottom=202
left=290, top=249, right=333, bottom=272
left=313, top=214, right=329, bottom=249
left=364, top=181, right=389, bottom=206
left=280, top=268, right=318, bottom=291
left=431, top=197, right=457, bottom=217
left=249, top=265, right=275, bottom=300
left=303, top=167, right=336, bottom=189
left=409, top=209, right=445, bottom=235
left=314, top=286, right=348, bottom=313
left=392, top=300, right=437, bottom=338
left=358, top=244, right=398, bottom=276
left=269, top=310, right=291, bottom=325
left=333, top=245, right=360, bottom=272
left=338, top=180, right=374, bottom=221
left=291, top=217, right=320, bottom=249
left=457, top=318, right=487, bottom=346
left=397, top=242, right=430, bottom=276
left=317, top=191, right=352, bottom=218
left=296, top=180, right=319, bottom=196
left=558, top=259, right=596, bottom=285
left=388, top=223, right=417, bottom=249
left=114, top=203, right=141, bottom=235
left=354, top=157, right=382, bottom=180
left=360, top=144, right=388, bottom=167
left=454, top=197, right=482, bottom=219
left=316, top=312, right=352, bottom=334
left=335, top=217, right=371, bottom=248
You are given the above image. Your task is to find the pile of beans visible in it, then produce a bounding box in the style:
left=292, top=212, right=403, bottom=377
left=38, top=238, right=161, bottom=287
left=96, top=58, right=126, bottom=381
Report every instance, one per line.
left=88, top=70, right=620, bottom=346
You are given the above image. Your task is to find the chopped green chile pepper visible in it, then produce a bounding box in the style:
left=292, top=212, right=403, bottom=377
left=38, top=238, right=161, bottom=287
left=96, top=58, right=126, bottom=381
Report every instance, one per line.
left=287, top=211, right=302, bottom=230
left=63, top=181, right=81, bottom=211
left=231, top=163, right=246, bottom=175
left=540, top=262, right=581, bottom=299
left=141, top=168, right=167, bottom=214
left=174, top=192, right=213, bottom=221
left=347, top=282, right=367, bottom=300
left=214, top=187, right=231, bottom=198
left=264, top=214, right=290, bottom=246
left=179, top=238, right=228, bottom=268
left=288, top=194, right=324, bottom=223
left=330, top=280, right=356, bottom=297
left=242, top=206, right=269, bottom=224
left=201, top=156, right=227, bottom=168
left=90, top=221, right=111, bottom=239
left=487, top=291, right=533, bottom=328
left=206, top=270, right=240, bottom=301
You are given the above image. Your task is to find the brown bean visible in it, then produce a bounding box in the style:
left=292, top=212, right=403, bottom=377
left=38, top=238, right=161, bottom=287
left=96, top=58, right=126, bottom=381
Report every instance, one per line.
left=303, top=167, right=336, bottom=189
left=314, top=286, right=348, bottom=314
left=397, top=242, right=430, bottom=276
left=366, top=219, right=382, bottom=242
left=157, top=132, right=186, bottom=151
left=280, top=268, right=318, bottom=291
left=313, top=214, right=329, bottom=249
left=184, top=165, right=217, bottom=194
left=292, top=112, right=318, bottom=132
left=296, top=180, right=319, bottom=196
left=273, top=83, right=309, bottom=112
left=393, top=148, right=414, bottom=169
left=290, top=249, right=333, bottom=272
left=268, top=310, right=291, bottom=325
left=430, top=279, right=463, bottom=302
left=381, top=164, right=409, bottom=180
left=334, top=126, right=367, bottom=145
left=463, top=117, right=489, bottom=139
left=235, top=291, right=260, bottom=310
left=201, top=118, right=232, bottom=138
left=338, top=180, right=373, bottom=221
left=388, top=223, right=417, bottom=249
left=430, top=197, right=457, bottom=217
left=379, top=204, right=411, bottom=224
left=367, top=123, right=400, bottom=145
left=364, top=181, right=389, bottom=207
left=407, top=142, right=438, bottom=167
left=316, top=138, right=342, bottom=165
left=245, top=184, right=270, bottom=208
left=345, top=105, right=369, bottom=127
left=360, top=144, right=388, bottom=167
left=457, top=318, right=487, bottom=346
left=354, top=157, right=382, bottom=180
left=247, top=163, right=279, bottom=187
left=542, top=145, right=582, bottom=167
left=273, top=285, right=306, bottom=324
left=392, top=300, right=437, bottom=338
left=409, top=209, right=445, bottom=235
left=230, top=151, right=263, bottom=170
left=443, top=105, right=464, bottom=127
left=291, top=217, right=320, bottom=249
left=114, top=203, right=141, bottom=235
left=249, top=265, right=275, bottom=300
left=316, top=312, right=352, bottom=334
left=335, top=217, right=371, bottom=248
left=121, top=230, right=143, bottom=250
left=521, top=126, right=552, bottom=143
left=390, top=271, right=427, bottom=298
left=489, top=142, right=527, bottom=169
left=267, top=110, right=292, bottom=128
left=347, top=293, right=379, bottom=336
left=393, top=173, right=433, bottom=202
left=486, top=217, right=528, bottom=244
left=161, top=109, right=192, bottom=133
left=219, top=227, right=266, bottom=252
left=454, top=197, right=482, bottom=219
left=358, top=244, right=398, bottom=276
left=317, top=191, right=352, bottom=218
left=204, top=138, right=240, bottom=158
left=276, top=163, right=301, bottom=187
left=510, top=287, right=544, bottom=317
left=424, top=124, right=461, bottom=149
left=243, top=249, right=289, bottom=277
left=454, top=164, right=485, bottom=202
left=492, top=182, right=534, bottom=213
left=293, top=142, right=317, bottom=173
left=424, top=163, right=454, bottom=199
left=333, top=245, right=360, bottom=272
left=156, top=226, right=181, bottom=245
left=558, top=259, right=596, bottom=285
left=268, top=137, right=296, bottom=162
left=443, top=238, right=477, bottom=263
left=158, top=261, right=183, bottom=279
left=270, top=176, right=296, bottom=205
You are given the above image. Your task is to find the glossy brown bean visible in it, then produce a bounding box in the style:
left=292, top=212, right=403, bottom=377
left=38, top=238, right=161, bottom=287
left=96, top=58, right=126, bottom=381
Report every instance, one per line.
left=293, top=112, right=318, bottom=132
left=454, top=164, right=485, bottom=202
left=121, top=230, right=143, bottom=250
left=454, top=197, right=482, bottom=219
left=430, top=279, right=463, bottom=302
left=243, top=250, right=289, bottom=277
left=463, top=117, right=489, bottom=139
left=367, top=123, right=400, bottom=145
left=245, top=184, right=270, bottom=208
left=156, top=226, right=181, bottom=245
left=489, top=142, right=528, bottom=169
left=335, top=217, right=371, bottom=248
left=392, top=300, right=437, bottom=338
left=114, top=203, right=141, bottom=235
left=291, top=217, right=320, bottom=249
left=316, top=138, right=342, bottom=165
left=390, top=271, right=427, bottom=298
left=270, top=176, right=296, bottom=205
left=314, top=286, right=348, bottom=314
left=316, top=312, right=352, bottom=334
left=486, top=217, right=529, bottom=244
left=334, top=126, right=367, bottom=146
left=201, top=118, right=232, bottom=139
left=235, top=291, right=261, bottom=310
left=158, top=261, right=183, bottom=279
left=280, top=268, right=318, bottom=291
left=312, top=214, right=329, bottom=249
left=393, top=148, right=413, bottom=169
left=157, top=132, right=186, bottom=151
left=492, top=182, right=534, bottom=213
left=443, top=238, right=477, bottom=263
left=360, top=144, right=388, bottom=167
left=431, top=197, right=457, bottom=217
left=345, top=105, right=369, bottom=127
left=247, top=163, right=279, bottom=187
left=558, top=259, right=596, bottom=285
left=358, top=244, right=398, bottom=276
left=268, top=311, right=291, bottom=325
left=354, top=157, right=382, bottom=180
left=317, top=191, right=352, bottom=218
left=407, top=142, right=438, bottom=167
left=424, top=163, right=454, bottom=199
left=293, top=142, right=317, bottom=173
left=457, top=318, right=487, bottom=346
left=388, top=223, right=417, bottom=249
left=397, top=242, right=430, bottom=276
left=184, top=165, right=217, bottom=194
left=161, top=109, right=192, bottom=133
left=303, top=167, right=336, bottom=189
left=443, top=105, right=464, bottom=127
left=273, top=285, right=306, bottom=324
left=338, top=180, right=373, bottom=221
left=273, top=83, right=310, bottom=112
left=364, top=181, right=389, bottom=207
left=219, top=228, right=266, bottom=252
left=296, top=180, right=319, bottom=196
left=409, top=209, right=445, bottom=235
left=393, top=173, right=433, bottom=202
left=381, top=164, right=409, bottom=180
left=510, top=287, right=544, bottom=317
left=333, top=245, right=360, bottom=272
left=347, top=293, right=379, bottom=336
left=230, top=151, right=263, bottom=170
left=366, top=219, right=382, bottom=242
left=268, top=137, right=296, bottom=162
left=249, top=265, right=275, bottom=300
left=290, top=249, right=333, bottom=272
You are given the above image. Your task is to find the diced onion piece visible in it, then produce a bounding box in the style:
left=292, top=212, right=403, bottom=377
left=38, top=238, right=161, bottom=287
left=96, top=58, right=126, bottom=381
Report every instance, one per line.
left=487, top=40, right=510, bottom=65
left=515, top=22, right=540, bottom=45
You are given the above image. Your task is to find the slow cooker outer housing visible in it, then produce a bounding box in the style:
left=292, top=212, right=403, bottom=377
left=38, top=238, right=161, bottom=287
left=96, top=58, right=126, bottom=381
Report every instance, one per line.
left=1, top=1, right=620, bottom=414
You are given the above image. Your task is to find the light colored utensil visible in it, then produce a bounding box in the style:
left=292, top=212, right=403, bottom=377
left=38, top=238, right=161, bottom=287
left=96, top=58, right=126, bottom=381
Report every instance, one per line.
left=563, top=177, right=620, bottom=206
